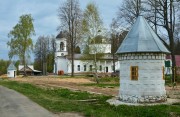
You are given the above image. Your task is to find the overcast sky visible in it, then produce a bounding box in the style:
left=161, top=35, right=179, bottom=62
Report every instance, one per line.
left=0, top=0, right=122, bottom=61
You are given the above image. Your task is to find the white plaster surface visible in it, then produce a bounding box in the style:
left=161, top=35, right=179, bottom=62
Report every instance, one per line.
left=7, top=70, right=16, bottom=78
left=119, top=53, right=167, bottom=103
left=56, top=57, right=68, bottom=74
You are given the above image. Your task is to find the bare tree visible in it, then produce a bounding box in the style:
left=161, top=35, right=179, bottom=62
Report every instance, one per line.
left=117, top=0, right=179, bottom=82
left=58, top=0, right=82, bottom=77
left=82, top=2, right=105, bottom=83
left=34, top=35, right=55, bottom=75
left=110, top=18, right=128, bottom=72
left=146, top=0, right=179, bottom=82
left=110, top=19, right=128, bottom=72
left=117, top=0, right=145, bottom=27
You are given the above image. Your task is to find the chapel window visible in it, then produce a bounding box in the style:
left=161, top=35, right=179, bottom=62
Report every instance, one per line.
left=131, top=66, right=138, bottom=80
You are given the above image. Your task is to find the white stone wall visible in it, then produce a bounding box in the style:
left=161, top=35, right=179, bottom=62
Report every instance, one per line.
left=55, top=51, right=68, bottom=57
left=55, top=57, right=68, bottom=74
left=119, top=53, right=167, bottom=103
left=67, top=60, right=114, bottom=74
left=7, top=70, right=16, bottom=78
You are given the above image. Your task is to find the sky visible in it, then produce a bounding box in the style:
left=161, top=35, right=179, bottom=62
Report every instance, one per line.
left=0, top=0, right=122, bottom=61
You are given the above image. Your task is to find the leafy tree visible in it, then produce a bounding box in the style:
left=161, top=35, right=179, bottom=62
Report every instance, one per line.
left=82, top=2, right=104, bottom=38
left=58, top=0, right=82, bottom=77
left=7, top=14, right=35, bottom=76
left=0, top=59, right=10, bottom=76
left=82, top=2, right=105, bottom=83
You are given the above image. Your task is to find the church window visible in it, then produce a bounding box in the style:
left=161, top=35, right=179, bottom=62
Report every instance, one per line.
left=60, top=42, right=64, bottom=51
left=84, top=65, right=86, bottom=71
left=90, top=65, right=93, bottom=71
left=99, top=65, right=102, bottom=71
left=106, top=67, right=108, bottom=72
left=130, top=66, right=138, bottom=80
left=77, top=65, right=80, bottom=71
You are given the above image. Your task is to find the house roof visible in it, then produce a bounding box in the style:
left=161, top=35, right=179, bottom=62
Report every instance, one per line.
left=166, top=55, right=180, bottom=66
left=19, top=65, right=34, bottom=71
left=7, top=63, right=16, bottom=70
left=18, top=65, right=42, bottom=72
left=116, top=16, right=170, bottom=54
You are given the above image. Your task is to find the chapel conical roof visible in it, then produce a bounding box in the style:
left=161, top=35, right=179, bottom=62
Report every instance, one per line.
left=7, top=63, right=16, bottom=70
left=116, top=16, right=170, bottom=54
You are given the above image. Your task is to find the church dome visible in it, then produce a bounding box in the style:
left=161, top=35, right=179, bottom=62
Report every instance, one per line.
left=89, top=35, right=109, bottom=44
left=56, top=31, right=64, bottom=39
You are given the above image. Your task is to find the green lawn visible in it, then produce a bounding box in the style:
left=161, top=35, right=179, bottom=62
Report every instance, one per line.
left=0, top=80, right=180, bottom=117
left=81, top=83, right=119, bottom=88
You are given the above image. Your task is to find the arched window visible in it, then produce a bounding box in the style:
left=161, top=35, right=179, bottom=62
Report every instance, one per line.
left=90, top=65, right=93, bottom=71
left=60, top=42, right=64, bottom=51
left=77, top=65, right=80, bottom=71
left=84, top=65, right=86, bottom=71
left=99, top=65, right=102, bottom=71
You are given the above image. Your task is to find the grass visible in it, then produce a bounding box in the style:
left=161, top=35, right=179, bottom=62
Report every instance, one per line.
left=0, top=80, right=180, bottom=117
left=165, top=75, right=180, bottom=87
left=81, top=77, right=119, bottom=88
left=81, top=83, right=119, bottom=88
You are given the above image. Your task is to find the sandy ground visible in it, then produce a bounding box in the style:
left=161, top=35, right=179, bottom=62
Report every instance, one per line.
left=8, top=76, right=180, bottom=99
left=9, top=76, right=119, bottom=96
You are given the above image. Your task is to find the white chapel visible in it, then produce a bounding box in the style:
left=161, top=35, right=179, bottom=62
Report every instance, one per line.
left=116, top=16, right=170, bottom=103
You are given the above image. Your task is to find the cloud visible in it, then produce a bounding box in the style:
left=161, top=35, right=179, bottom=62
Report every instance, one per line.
left=0, top=0, right=122, bottom=60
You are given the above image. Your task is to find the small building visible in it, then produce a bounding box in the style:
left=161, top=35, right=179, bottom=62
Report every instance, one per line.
left=19, top=65, right=41, bottom=76
left=116, top=16, right=170, bottom=103
left=7, top=63, right=17, bottom=78
left=165, top=55, right=180, bottom=75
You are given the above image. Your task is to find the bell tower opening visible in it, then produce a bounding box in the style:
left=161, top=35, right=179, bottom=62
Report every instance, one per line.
left=60, top=42, right=64, bottom=51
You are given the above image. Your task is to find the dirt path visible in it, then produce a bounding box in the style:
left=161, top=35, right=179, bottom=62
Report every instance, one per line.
left=11, top=77, right=119, bottom=96
left=10, top=76, right=180, bottom=99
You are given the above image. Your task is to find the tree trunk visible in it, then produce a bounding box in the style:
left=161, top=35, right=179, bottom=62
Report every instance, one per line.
left=71, top=48, right=74, bottom=77
left=94, top=53, right=99, bottom=84
left=166, top=0, right=176, bottom=83
left=113, top=53, right=116, bottom=73
left=23, top=54, right=27, bottom=76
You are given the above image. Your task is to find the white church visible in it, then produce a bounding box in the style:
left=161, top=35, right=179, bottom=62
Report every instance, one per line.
left=54, top=32, right=119, bottom=75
